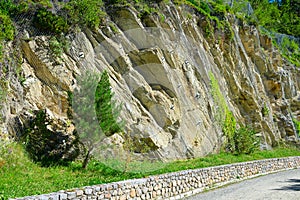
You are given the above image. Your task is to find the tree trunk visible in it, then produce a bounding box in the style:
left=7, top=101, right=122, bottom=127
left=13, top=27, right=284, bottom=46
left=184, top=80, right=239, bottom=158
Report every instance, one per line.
left=82, top=148, right=92, bottom=169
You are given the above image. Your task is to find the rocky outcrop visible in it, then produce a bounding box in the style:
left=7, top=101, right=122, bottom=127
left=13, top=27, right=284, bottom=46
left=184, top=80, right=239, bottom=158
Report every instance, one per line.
left=1, top=2, right=299, bottom=162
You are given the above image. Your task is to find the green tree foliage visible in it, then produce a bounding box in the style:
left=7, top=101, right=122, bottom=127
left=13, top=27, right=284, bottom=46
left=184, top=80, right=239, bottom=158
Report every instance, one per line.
left=209, top=72, right=259, bottom=154
left=73, top=70, right=123, bottom=169
left=279, top=36, right=300, bottom=66
left=73, top=71, right=102, bottom=169
left=34, top=8, right=69, bottom=34
left=0, top=11, right=15, bottom=41
left=21, top=110, right=79, bottom=166
left=0, top=0, right=17, bottom=15
left=233, top=125, right=259, bottom=155
left=209, top=72, right=227, bottom=125
left=222, top=111, right=236, bottom=152
left=0, top=0, right=105, bottom=36
left=49, top=36, right=64, bottom=57
left=95, top=70, right=122, bottom=137
left=293, top=118, right=300, bottom=137
left=185, top=0, right=211, bottom=15
left=249, top=0, right=300, bottom=37
left=65, top=0, right=105, bottom=29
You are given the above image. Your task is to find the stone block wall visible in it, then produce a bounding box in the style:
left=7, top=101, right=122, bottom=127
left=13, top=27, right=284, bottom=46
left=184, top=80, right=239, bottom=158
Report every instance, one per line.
left=12, top=156, right=300, bottom=200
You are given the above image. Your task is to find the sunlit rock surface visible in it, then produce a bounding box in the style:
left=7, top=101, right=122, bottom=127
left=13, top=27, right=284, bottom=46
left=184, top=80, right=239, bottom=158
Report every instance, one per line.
left=1, top=3, right=299, bottom=161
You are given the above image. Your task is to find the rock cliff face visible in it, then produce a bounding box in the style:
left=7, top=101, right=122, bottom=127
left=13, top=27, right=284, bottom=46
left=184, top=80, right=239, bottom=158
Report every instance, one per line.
left=1, top=3, right=299, bottom=161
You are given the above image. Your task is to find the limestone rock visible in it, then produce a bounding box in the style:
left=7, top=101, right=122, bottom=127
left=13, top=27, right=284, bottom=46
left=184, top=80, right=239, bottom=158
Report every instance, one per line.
left=0, top=3, right=299, bottom=163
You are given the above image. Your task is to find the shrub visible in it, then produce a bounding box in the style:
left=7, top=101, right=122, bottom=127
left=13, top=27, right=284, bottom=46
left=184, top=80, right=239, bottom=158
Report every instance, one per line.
left=233, top=126, right=259, bottom=155
left=0, top=11, right=15, bottom=40
left=200, top=1, right=211, bottom=14
left=34, top=8, right=69, bottom=34
left=0, top=0, right=17, bottom=15
left=262, top=104, right=269, bottom=117
left=209, top=72, right=259, bottom=154
left=64, top=0, right=105, bottom=29
left=209, top=72, right=227, bottom=125
left=49, top=37, right=64, bottom=57
left=222, top=111, right=236, bottom=152
left=21, top=110, right=79, bottom=166
left=293, top=118, right=300, bottom=137
left=213, top=2, right=227, bottom=17
left=280, top=36, right=300, bottom=67
left=186, top=0, right=211, bottom=15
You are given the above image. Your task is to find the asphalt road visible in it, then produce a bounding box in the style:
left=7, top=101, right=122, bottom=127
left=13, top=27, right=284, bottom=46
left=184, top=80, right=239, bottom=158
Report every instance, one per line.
left=185, top=169, right=300, bottom=200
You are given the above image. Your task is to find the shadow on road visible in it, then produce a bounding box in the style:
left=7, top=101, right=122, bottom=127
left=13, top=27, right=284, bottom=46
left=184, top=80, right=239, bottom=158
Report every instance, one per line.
left=274, top=179, right=300, bottom=191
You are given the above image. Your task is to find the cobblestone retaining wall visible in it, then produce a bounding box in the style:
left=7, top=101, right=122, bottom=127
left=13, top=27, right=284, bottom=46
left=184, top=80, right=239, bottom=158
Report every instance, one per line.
left=13, top=156, right=300, bottom=200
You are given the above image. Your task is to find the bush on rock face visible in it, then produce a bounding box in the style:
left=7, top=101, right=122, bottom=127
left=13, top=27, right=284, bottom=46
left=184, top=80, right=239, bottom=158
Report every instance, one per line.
left=64, top=0, right=105, bottom=29
left=21, top=109, right=80, bottom=166
left=34, top=8, right=69, bottom=34
left=0, top=11, right=15, bottom=41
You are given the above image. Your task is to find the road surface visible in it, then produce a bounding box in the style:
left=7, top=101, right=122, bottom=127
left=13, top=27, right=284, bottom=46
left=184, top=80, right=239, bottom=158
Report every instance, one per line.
left=185, top=169, right=300, bottom=200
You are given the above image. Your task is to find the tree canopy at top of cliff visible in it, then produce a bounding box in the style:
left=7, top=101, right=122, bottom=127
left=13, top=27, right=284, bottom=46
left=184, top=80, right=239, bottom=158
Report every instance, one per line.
left=0, top=0, right=299, bottom=37
left=249, top=0, right=299, bottom=37
left=0, top=0, right=299, bottom=41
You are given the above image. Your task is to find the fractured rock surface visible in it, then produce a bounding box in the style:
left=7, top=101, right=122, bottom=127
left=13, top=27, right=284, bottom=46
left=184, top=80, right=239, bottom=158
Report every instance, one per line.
left=1, top=3, right=299, bottom=161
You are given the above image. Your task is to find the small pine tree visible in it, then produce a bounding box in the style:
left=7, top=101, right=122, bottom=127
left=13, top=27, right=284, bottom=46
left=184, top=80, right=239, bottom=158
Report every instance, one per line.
left=95, top=70, right=122, bottom=136
left=73, top=70, right=123, bottom=169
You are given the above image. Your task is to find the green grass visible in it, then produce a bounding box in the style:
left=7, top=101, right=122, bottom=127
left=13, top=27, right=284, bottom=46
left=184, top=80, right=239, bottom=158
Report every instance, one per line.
left=0, top=142, right=300, bottom=199
left=0, top=143, right=141, bottom=199
left=160, top=147, right=300, bottom=173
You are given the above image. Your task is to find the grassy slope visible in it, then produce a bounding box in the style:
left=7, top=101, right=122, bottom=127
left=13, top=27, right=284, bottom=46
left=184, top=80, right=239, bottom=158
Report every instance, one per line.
left=0, top=143, right=299, bottom=199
